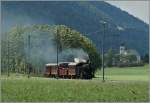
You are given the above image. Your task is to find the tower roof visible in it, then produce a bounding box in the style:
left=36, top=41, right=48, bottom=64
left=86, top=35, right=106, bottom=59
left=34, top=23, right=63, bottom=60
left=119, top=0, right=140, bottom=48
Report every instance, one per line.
left=120, top=43, right=125, bottom=46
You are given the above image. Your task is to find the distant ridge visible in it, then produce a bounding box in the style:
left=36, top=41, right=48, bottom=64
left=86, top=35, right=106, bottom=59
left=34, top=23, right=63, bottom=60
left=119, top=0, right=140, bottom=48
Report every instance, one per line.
left=2, top=1, right=149, bottom=55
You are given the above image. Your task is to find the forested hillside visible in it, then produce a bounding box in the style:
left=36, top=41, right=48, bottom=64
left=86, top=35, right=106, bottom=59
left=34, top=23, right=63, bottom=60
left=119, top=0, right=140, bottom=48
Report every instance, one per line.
left=1, top=1, right=149, bottom=55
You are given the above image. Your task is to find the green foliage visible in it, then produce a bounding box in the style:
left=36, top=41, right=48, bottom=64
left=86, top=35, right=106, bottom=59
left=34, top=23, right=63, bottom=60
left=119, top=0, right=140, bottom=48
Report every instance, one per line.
left=1, top=26, right=27, bottom=74
left=143, top=53, right=149, bottom=63
left=56, top=25, right=101, bottom=75
left=1, top=24, right=101, bottom=76
left=120, top=54, right=138, bottom=63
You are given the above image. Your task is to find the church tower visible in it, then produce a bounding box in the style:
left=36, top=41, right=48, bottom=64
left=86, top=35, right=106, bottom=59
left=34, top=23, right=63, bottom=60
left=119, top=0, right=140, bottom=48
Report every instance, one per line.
left=120, top=43, right=126, bottom=55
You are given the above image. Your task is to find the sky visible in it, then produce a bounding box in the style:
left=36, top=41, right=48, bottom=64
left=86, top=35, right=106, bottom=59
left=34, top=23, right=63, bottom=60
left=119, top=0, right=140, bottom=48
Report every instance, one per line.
left=106, top=0, right=149, bottom=24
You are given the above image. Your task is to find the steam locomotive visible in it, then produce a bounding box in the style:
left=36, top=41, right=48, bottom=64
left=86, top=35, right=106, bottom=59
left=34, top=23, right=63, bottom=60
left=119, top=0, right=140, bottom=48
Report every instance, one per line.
left=44, top=58, right=92, bottom=79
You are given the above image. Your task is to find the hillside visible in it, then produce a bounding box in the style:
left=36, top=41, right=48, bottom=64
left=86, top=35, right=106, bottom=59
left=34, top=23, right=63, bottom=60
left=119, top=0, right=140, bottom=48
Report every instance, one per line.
left=1, top=1, right=149, bottom=55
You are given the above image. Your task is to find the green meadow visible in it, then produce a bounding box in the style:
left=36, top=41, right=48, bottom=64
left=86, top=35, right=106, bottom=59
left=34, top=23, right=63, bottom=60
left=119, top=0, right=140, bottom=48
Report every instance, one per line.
left=1, top=65, right=149, bottom=102
left=95, top=64, right=149, bottom=81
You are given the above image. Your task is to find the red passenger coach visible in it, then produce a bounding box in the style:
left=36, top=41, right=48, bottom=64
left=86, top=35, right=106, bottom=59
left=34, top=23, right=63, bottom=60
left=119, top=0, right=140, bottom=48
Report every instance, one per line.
left=45, top=63, right=58, bottom=77
left=44, top=58, right=92, bottom=79
left=58, top=67, right=68, bottom=77
left=68, top=63, right=76, bottom=78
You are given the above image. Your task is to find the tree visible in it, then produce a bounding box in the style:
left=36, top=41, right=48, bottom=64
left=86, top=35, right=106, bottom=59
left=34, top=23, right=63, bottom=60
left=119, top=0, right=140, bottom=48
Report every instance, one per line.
left=105, top=49, right=114, bottom=67
left=127, top=55, right=137, bottom=63
left=143, top=53, right=149, bottom=63
left=55, top=25, right=101, bottom=76
left=1, top=24, right=101, bottom=78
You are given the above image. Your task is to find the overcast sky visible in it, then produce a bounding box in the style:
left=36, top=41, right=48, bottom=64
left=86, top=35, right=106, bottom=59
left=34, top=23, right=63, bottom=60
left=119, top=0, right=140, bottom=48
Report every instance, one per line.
left=106, top=0, right=149, bottom=24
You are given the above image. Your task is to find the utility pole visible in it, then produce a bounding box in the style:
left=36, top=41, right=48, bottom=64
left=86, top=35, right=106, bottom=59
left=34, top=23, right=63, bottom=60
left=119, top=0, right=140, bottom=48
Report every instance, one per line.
left=28, top=34, right=31, bottom=78
left=100, top=21, right=107, bottom=82
left=56, top=28, right=59, bottom=79
left=7, top=36, right=10, bottom=77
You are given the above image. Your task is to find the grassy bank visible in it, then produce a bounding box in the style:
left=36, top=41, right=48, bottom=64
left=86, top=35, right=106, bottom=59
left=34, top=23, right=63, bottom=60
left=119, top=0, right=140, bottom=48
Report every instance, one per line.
left=1, top=65, right=149, bottom=102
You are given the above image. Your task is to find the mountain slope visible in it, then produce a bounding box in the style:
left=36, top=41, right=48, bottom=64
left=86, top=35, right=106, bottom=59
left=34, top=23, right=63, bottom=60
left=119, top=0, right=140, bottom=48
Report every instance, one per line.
left=1, top=1, right=149, bottom=55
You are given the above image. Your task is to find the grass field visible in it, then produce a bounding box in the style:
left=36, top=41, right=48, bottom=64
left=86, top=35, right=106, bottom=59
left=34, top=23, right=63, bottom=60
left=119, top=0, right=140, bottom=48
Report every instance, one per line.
left=1, top=65, right=149, bottom=102
left=95, top=65, right=149, bottom=81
